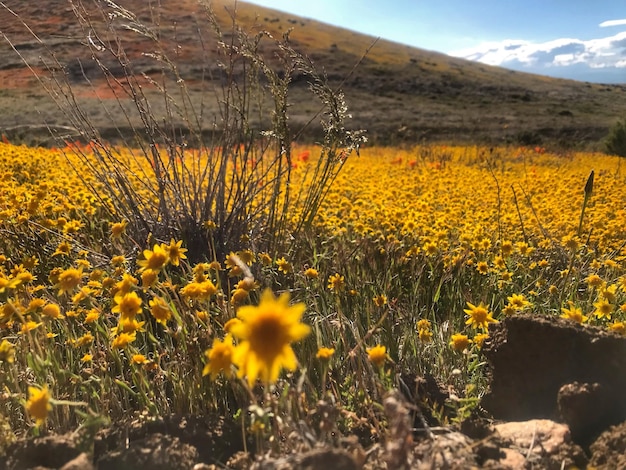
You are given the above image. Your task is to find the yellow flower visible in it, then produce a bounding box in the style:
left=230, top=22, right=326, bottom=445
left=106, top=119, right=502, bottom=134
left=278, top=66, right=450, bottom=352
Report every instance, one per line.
left=0, top=339, right=15, bottom=363
left=52, top=241, right=72, bottom=257
left=417, top=319, right=431, bottom=330
left=502, top=305, right=516, bottom=316
left=316, top=347, right=335, bottom=361
left=464, top=302, right=498, bottom=330
left=20, top=320, right=42, bottom=334
left=207, top=261, right=222, bottom=272
left=231, top=288, right=249, bottom=305
left=26, top=386, right=52, bottom=426
left=473, top=333, right=489, bottom=349
left=224, top=318, right=242, bottom=333
left=75, top=332, right=94, bottom=347
left=81, top=353, right=93, bottom=363
left=507, top=294, right=530, bottom=311
left=417, top=319, right=433, bottom=342
left=560, top=302, right=587, bottom=324
left=258, top=252, right=272, bottom=266
left=367, top=345, right=387, bottom=367
left=55, top=267, right=83, bottom=296
left=609, top=321, right=626, bottom=335
left=132, top=354, right=148, bottom=364
left=599, top=284, right=618, bottom=303
left=180, top=280, right=218, bottom=301
left=373, top=294, right=388, bottom=307
left=418, top=327, right=433, bottom=343
left=562, top=235, right=580, bottom=252
left=0, top=275, right=19, bottom=294
left=203, top=334, right=235, bottom=380
left=141, top=269, right=159, bottom=289
left=327, top=273, right=345, bottom=292
left=84, top=309, right=100, bottom=323
left=235, top=278, right=259, bottom=292
left=304, top=268, right=319, bottom=279
left=112, top=291, right=143, bottom=319
left=450, top=333, right=471, bottom=352
left=476, top=261, right=489, bottom=275
left=114, top=273, right=138, bottom=296
left=42, top=303, right=63, bottom=319
left=111, top=255, right=126, bottom=267
left=137, top=244, right=169, bottom=272
left=192, top=263, right=210, bottom=282
left=111, top=332, right=136, bottom=349
left=225, top=253, right=243, bottom=277
left=423, top=241, right=438, bottom=256
left=230, top=289, right=310, bottom=386
left=149, top=297, right=171, bottom=325
left=237, top=249, right=255, bottom=266
left=110, top=220, right=127, bottom=239
left=593, top=299, right=613, bottom=320
left=72, top=286, right=94, bottom=305
left=276, top=257, right=293, bottom=274
left=115, top=318, right=146, bottom=334
left=501, top=240, right=513, bottom=256
left=165, top=239, right=187, bottom=267
left=586, top=274, right=604, bottom=288
left=27, top=298, right=46, bottom=312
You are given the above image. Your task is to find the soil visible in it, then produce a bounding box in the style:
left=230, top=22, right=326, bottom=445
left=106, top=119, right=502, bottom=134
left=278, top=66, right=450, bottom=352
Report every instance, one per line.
left=2, top=314, right=626, bottom=469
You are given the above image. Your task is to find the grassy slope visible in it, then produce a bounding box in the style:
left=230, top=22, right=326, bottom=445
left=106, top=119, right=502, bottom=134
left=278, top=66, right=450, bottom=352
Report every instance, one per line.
left=0, top=0, right=624, bottom=147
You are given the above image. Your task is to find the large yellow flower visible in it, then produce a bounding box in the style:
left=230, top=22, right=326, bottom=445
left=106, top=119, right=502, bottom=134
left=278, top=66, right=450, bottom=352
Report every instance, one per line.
left=367, top=345, right=387, bottom=367
left=112, top=291, right=143, bottom=319
left=203, top=334, right=235, bottom=380
left=26, top=385, right=52, bottom=426
left=55, top=267, right=83, bottom=296
left=230, top=289, right=310, bottom=386
left=149, top=297, right=172, bottom=325
left=137, top=244, right=169, bottom=272
left=464, top=302, right=498, bottom=330
left=164, top=239, right=187, bottom=267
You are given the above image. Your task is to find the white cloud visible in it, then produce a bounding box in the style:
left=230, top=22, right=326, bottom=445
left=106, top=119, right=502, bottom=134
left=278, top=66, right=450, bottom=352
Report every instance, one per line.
left=600, top=19, right=626, bottom=28
left=448, top=31, right=626, bottom=82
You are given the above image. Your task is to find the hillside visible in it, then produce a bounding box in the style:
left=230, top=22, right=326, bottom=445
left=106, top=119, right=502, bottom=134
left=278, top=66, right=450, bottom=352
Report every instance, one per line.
left=0, top=0, right=625, bottom=146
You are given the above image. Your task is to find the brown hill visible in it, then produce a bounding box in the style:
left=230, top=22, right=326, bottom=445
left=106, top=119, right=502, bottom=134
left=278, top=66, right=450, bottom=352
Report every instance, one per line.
left=0, top=0, right=625, bottom=147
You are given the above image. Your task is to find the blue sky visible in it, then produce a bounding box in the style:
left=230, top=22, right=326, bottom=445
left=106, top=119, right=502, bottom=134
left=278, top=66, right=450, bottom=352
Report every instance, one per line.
left=244, top=0, right=626, bottom=83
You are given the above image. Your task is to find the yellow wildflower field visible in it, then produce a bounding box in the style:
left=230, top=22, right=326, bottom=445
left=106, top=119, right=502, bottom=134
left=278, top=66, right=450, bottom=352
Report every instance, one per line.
left=0, top=140, right=625, bottom=436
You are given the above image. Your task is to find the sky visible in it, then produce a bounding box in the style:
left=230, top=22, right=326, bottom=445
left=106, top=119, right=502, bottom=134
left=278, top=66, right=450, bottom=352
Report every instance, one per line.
left=244, top=0, right=626, bottom=84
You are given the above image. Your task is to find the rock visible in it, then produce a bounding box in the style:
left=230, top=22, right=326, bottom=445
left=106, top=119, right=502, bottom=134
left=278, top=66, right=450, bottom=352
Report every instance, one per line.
left=494, top=448, right=526, bottom=469
left=60, top=452, right=94, bottom=470
left=557, top=381, right=613, bottom=446
left=588, top=420, right=626, bottom=469
left=494, top=419, right=586, bottom=469
left=481, top=314, right=626, bottom=443
left=251, top=448, right=359, bottom=470
left=414, top=431, right=477, bottom=469
left=3, top=433, right=83, bottom=470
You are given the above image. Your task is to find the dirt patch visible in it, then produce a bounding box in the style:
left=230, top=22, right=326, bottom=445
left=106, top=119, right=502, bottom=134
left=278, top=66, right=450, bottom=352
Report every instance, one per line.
left=588, top=421, right=626, bottom=469
left=481, top=314, right=626, bottom=446
left=96, top=433, right=199, bottom=470
left=1, top=433, right=84, bottom=470
left=93, top=414, right=245, bottom=466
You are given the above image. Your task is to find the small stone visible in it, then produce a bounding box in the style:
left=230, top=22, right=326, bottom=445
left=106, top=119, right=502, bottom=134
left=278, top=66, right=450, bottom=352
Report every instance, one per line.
left=60, top=452, right=94, bottom=470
